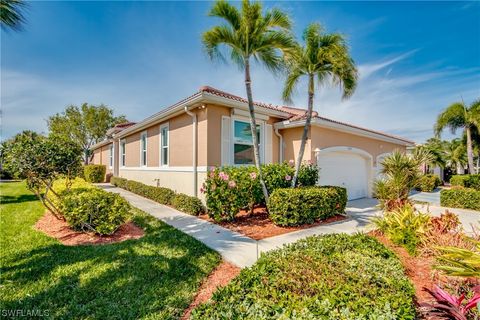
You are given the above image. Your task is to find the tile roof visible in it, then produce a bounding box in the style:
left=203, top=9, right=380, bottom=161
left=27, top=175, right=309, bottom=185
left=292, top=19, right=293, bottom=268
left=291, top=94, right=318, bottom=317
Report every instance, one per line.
left=199, top=85, right=414, bottom=144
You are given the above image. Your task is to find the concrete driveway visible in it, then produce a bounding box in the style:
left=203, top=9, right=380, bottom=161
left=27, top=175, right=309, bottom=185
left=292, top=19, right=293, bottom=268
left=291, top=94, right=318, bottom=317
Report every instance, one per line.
left=409, top=188, right=441, bottom=205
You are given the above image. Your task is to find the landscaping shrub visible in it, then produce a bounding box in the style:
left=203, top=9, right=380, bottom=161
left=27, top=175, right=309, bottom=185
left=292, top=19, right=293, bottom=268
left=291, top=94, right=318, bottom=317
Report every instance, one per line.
left=60, top=188, right=131, bottom=235
left=83, top=164, right=106, bottom=183
left=192, top=234, right=416, bottom=319
left=416, top=174, right=441, bottom=192
left=440, top=187, right=480, bottom=211
left=110, top=176, right=128, bottom=189
left=268, top=186, right=347, bottom=226
left=123, top=179, right=175, bottom=205
left=202, top=163, right=319, bottom=221
left=465, top=174, right=480, bottom=190
left=50, top=177, right=94, bottom=209
left=171, top=193, right=204, bottom=215
left=450, top=175, right=470, bottom=187
left=372, top=204, right=430, bottom=255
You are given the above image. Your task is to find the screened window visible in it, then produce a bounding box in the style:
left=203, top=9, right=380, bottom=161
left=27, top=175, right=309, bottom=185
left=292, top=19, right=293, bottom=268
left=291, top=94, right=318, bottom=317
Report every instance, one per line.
left=160, top=125, right=169, bottom=166
left=109, top=144, right=114, bottom=168
left=140, top=132, right=147, bottom=166
left=233, top=120, right=260, bottom=165
left=120, top=140, right=126, bottom=167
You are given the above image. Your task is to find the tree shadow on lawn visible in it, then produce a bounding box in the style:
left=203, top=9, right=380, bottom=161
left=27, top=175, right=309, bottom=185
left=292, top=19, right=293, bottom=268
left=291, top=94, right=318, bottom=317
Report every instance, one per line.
left=0, top=214, right=221, bottom=320
left=0, top=194, right=38, bottom=205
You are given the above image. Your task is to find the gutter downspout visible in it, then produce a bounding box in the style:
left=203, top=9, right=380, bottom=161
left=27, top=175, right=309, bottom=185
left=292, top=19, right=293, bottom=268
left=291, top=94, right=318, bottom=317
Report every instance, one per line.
left=274, top=128, right=283, bottom=163
left=185, top=106, right=198, bottom=197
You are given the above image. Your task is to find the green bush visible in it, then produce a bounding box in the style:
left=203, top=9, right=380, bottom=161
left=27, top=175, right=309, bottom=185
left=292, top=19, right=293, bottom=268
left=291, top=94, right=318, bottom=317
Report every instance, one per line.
left=110, top=176, right=128, bottom=189
left=192, top=233, right=415, bottom=319
left=83, top=164, right=106, bottom=183
left=372, top=204, right=430, bottom=255
left=450, top=175, right=470, bottom=187
left=416, top=174, right=441, bottom=192
left=202, top=163, right=319, bottom=221
left=465, top=174, right=480, bottom=190
left=268, top=186, right=347, bottom=226
left=172, top=193, right=205, bottom=215
left=60, top=188, right=131, bottom=235
left=122, top=179, right=175, bottom=205
left=50, top=177, right=94, bottom=209
left=440, top=187, right=480, bottom=211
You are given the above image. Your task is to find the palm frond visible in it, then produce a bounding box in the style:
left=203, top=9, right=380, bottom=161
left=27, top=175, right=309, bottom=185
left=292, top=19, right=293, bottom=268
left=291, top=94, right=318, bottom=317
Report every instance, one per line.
left=282, top=68, right=303, bottom=103
left=434, top=102, right=467, bottom=136
left=202, top=25, right=239, bottom=63
left=0, top=0, right=27, bottom=31
left=262, top=7, right=292, bottom=30
left=208, top=0, right=241, bottom=31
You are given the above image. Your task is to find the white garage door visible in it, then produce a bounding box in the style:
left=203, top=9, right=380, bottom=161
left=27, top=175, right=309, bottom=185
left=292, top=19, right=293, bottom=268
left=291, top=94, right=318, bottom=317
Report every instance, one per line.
left=318, top=151, right=369, bottom=200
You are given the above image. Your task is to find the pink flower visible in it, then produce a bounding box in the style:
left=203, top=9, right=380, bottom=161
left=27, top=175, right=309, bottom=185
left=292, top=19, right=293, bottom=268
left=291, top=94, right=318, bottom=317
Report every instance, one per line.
left=306, top=160, right=312, bottom=165
left=228, top=180, right=236, bottom=188
left=288, top=159, right=295, bottom=166
left=285, top=175, right=292, bottom=181
left=209, top=166, right=216, bottom=172
left=200, top=187, right=205, bottom=194
left=249, top=172, right=257, bottom=180
left=209, top=171, right=215, bottom=178
left=219, top=172, right=229, bottom=181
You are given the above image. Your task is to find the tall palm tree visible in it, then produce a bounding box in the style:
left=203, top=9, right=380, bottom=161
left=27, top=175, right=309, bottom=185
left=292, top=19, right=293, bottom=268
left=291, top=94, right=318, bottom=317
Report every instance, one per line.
left=1, top=0, right=27, bottom=31
left=444, top=139, right=467, bottom=174
left=202, top=0, right=295, bottom=202
left=435, top=99, right=480, bottom=174
left=282, top=23, right=357, bottom=187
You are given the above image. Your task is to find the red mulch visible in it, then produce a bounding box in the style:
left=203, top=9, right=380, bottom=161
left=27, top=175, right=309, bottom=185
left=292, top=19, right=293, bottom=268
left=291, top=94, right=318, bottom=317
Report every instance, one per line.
left=199, top=205, right=346, bottom=240
left=369, top=231, right=436, bottom=303
left=181, top=261, right=241, bottom=320
left=35, top=211, right=144, bottom=246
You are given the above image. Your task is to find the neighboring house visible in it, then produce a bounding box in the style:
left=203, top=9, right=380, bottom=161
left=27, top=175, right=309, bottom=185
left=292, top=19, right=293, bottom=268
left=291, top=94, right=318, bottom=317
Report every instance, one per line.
left=91, top=86, right=414, bottom=200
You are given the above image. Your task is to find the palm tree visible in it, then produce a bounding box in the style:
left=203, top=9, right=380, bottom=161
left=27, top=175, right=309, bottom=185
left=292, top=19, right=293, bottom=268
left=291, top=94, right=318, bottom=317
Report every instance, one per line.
left=444, top=138, right=467, bottom=174
left=435, top=99, right=480, bottom=174
left=202, top=0, right=295, bottom=202
left=1, top=0, right=27, bottom=31
left=282, top=23, right=357, bottom=187
left=417, top=137, right=446, bottom=173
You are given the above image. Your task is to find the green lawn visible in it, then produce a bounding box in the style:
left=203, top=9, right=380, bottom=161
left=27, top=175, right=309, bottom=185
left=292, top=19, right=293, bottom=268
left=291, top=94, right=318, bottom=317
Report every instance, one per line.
left=0, top=182, right=220, bottom=319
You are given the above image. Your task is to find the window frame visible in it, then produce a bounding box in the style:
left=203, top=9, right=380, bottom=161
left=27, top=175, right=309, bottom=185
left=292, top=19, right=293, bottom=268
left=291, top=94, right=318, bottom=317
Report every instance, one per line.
left=109, top=143, right=114, bottom=169
left=120, top=139, right=126, bottom=167
left=140, top=131, right=148, bottom=167
left=231, top=118, right=264, bottom=166
left=159, top=123, right=169, bottom=167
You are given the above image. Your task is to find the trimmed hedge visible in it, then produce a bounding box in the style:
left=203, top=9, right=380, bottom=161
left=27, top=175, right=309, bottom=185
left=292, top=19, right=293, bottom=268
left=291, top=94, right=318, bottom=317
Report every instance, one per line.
left=415, top=174, right=441, bottom=192
left=110, top=176, right=203, bottom=215
left=60, top=187, right=131, bottom=235
left=83, top=164, right=106, bottom=183
left=172, top=193, right=205, bottom=215
left=268, top=186, right=347, bottom=226
left=450, top=175, right=470, bottom=187
left=192, top=233, right=415, bottom=319
left=440, top=187, right=480, bottom=211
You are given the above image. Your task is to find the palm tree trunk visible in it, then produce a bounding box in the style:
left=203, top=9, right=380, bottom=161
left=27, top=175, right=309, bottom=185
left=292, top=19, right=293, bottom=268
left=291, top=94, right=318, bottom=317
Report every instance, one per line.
left=244, top=59, right=269, bottom=203
left=292, top=74, right=314, bottom=187
left=466, top=126, right=475, bottom=174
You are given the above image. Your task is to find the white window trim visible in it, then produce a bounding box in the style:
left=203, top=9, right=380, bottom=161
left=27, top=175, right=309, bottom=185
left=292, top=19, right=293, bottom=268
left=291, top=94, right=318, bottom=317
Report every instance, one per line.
left=231, top=116, right=265, bottom=166
left=159, top=123, right=169, bottom=167
left=120, top=139, right=126, bottom=168
left=140, top=131, right=148, bottom=167
left=109, top=144, right=114, bottom=169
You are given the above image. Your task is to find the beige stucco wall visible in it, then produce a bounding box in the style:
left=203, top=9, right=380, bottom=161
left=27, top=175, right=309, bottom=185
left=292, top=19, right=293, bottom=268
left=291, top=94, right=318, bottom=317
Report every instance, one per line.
left=281, top=126, right=407, bottom=166
left=206, top=104, right=229, bottom=166
left=118, top=169, right=207, bottom=200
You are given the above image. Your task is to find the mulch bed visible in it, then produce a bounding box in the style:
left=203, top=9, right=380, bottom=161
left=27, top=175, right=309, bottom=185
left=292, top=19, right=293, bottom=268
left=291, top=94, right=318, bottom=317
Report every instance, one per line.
left=199, top=205, right=346, bottom=240
left=35, top=211, right=144, bottom=246
left=181, top=261, right=241, bottom=320
left=369, top=231, right=436, bottom=303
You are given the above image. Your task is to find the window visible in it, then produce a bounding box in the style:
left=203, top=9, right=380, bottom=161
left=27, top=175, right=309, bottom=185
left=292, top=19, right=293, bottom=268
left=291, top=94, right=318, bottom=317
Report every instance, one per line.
left=233, top=120, right=260, bottom=165
left=120, top=140, right=126, bottom=167
left=140, top=132, right=147, bottom=167
left=160, top=124, right=169, bottom=166
left=109, top=144, right=114, bottom=168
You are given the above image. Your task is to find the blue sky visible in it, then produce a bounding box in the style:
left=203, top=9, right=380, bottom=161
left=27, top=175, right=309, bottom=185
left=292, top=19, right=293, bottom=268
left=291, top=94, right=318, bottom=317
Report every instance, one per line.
left=2, top=1, right=479, bottom=142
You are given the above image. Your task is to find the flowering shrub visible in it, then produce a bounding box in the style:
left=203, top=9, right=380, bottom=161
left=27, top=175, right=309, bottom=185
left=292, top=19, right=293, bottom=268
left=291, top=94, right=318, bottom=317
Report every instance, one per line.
left=202, top=163, right=319, bottom=221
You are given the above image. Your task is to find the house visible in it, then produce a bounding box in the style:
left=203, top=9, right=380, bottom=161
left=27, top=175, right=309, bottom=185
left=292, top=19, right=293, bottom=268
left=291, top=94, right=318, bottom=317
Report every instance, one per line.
left=91, top=86, right=414, bottom=200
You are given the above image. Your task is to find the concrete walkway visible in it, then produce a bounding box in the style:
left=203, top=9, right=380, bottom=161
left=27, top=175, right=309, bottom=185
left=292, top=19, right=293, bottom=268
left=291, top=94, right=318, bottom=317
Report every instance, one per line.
left=409, top=189, right=441, bottom=205
left=98, top=184, right=478, bottom=268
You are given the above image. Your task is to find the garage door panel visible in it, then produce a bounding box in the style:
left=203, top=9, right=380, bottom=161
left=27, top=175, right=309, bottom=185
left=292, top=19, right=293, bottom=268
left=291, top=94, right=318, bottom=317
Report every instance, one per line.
left=318, top=151, right=369, bottom=200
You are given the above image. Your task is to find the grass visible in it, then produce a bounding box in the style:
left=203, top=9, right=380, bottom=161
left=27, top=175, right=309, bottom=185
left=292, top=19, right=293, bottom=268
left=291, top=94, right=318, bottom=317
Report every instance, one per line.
left=0, top=182, right=221, bottom=319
